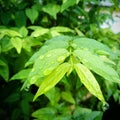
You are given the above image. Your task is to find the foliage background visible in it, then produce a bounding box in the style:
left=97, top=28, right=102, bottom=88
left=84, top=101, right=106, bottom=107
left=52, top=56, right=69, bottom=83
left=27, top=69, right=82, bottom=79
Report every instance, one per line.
left=0, top=0, right=120, bottom=120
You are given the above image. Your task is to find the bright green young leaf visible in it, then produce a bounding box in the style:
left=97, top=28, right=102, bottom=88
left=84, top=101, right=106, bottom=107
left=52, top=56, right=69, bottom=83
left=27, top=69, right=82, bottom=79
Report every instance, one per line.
left=25, top=8, right=39, bottom=24
left=50, top=30, right=61, bottom=37
left=10, top=37, right=22, bottom=54
left=74, top=63, right=105, bottom=103
left=0, top=29, right=21, bottom=37
left=73, top=49, right=120, bottom=83
left=42, top=4, right=60, bottom=19
left=22, top=36, right=42, bottom=52
left=28, top=26, right=43, bottom=30
left=23, top=48, right=70, bottom=90
left=25, top=36, right=71, bottom=66
left=10, top=69, right=31, bottom=81
left=51, top=26, right=74, bottom=33
left=19, top=26, right=28, bottom=37
left=0, top=59, right=9, bottom=81
left=29, top=48, right=69, bottom=79
left=61, top=91, right=75, bottom=104
left=33, top=62, right=71, bottom=101
left=31, top=28, right=49, bottom=37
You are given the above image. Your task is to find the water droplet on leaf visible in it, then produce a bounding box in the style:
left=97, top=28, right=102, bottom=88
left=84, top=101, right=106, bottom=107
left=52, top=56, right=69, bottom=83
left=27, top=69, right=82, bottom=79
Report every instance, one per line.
left=46, top=54, right=52, bottom=57
left=57, top=56, right=65, bottom=63
left=43, top=68, right=52, bottom=76
left=31, top=68, right=35, bottom=72
left=24, top=84, right=30, bottom=91
left=83, top=59, right=88, bottom=63
left=102, top=102, right=109, bottom=111
left=72, top=43, right=77, bottom=49
left=66, top=52, right=70, bottom=56
left=30, top=76, right=38, bottom=84
left=39, top=55, right=44, bottom=60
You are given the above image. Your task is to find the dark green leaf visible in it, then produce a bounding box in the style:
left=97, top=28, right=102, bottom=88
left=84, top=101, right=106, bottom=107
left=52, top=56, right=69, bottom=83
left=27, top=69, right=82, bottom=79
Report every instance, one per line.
left=0, top=59, right=9, bottom=81
left=45, top=87, right=60, bottom=105
left=73, top=107, right=103, bottom=120
left=5, top=93, right=20, bottom=102
left=61, top=91, right=75, bottom=104
left=32, top=107, right=57, bottom=120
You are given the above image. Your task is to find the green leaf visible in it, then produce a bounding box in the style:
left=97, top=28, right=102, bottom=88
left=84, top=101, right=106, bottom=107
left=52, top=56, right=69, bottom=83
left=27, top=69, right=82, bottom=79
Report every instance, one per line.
left=73, top=107, right=103, bottom=120
left=74, top=63, right=105, bottom=103
left=61, top=91, right=75, bottom=104
left=61, top=0, right=78, bottom=12
left=73, top=107, right=91, bottom=119
left=0, top=59, right=9, bottom=81
left=73, top=49, right=120, bottom=83
left=0, top=37, right=13, bottom=52
left=42, top=4, right=60, bottom=19
left=53, top=116, right=71, bottom=120
left=25, top=36, right=70, bottom=66
left=73, top=37, right=113, bottom=54
left=31, top=27, right=49, bottom=37
left=33, top=62, right=71, bottom=101
left=25, top=8, right=39, bottom=24
left=10, top=37, right=23, bottom=54
left=23, top=49, right=70, bottom=90
left=19, top=26, right=28, bottom=37
left=51, top=26, right=74, bottom=33
left=5, top=93, right=20, bottom=103
left=32, top=107, right=57, bottom=120
left=15, top=10, right=27, bottom=27
left=22, top=36, right=42, bottom=52
left=30, top=48, right=69, bottom=79
left=50, top=26, right=74, bottom=37
left=0, top=29, right=21, bottom=37
left=45, top=87, right=60, bottom=105
left=20, top=100, right=30, bottom=115
left=10, top=69, right=31, bottom=80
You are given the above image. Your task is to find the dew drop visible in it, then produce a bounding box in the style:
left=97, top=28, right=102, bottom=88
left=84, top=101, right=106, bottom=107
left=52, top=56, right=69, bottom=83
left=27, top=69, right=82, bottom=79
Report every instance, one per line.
left=43, top=68, right=52, bottom=76
left=24, top=84, right=30, bottom=91
left=39, top=55, right=44, bottom=60
left=30, top=76, right=37, bottom=84
left=31, top=68, right=35, bottom=72
left=57, top=56, right=65, bottom=63
left=72, top=43, right=77, bottom=49
left=102, top=102, right=109, bottom=111
left=66, top=52, right=70, bottom=56
left=25, top=87, right=29, bottom=91
left=46, top=54, right=52, bottom=57
left=83, top=59, right=88, bottom=63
